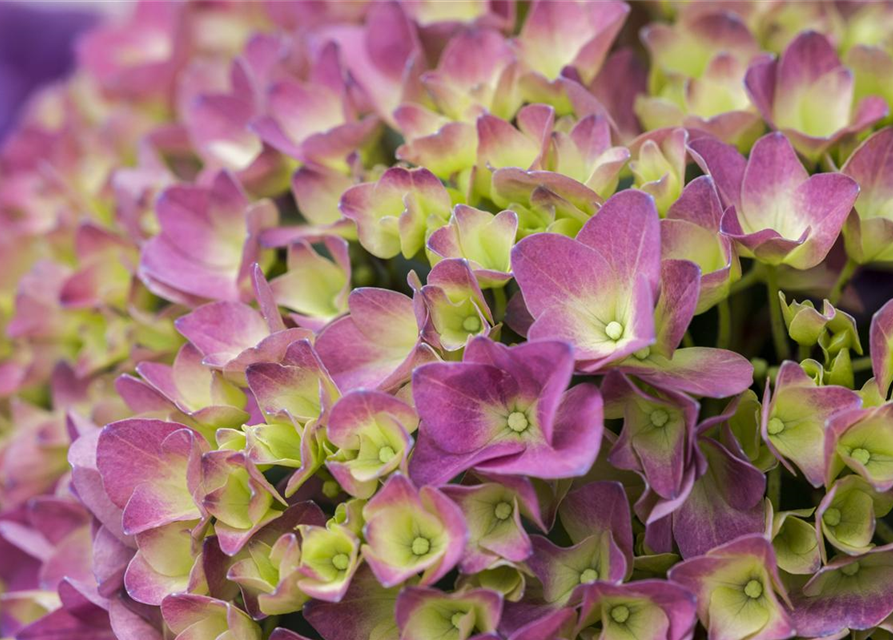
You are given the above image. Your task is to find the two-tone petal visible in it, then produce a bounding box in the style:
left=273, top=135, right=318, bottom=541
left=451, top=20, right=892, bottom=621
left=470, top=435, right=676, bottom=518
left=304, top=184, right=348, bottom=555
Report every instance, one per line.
left=361, top=474, right=467, bottom=587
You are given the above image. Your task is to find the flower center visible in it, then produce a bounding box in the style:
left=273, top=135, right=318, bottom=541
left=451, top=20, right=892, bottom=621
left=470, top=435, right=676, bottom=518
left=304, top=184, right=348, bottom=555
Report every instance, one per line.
left=411, top=536, right=431, bottom=556
left=507, top=411, right=529, bottom=433
left=610, top=605, right=630, bottom=624
left=579, top=568, right=599, bottom=584
left=332, top=553, right=349, bottom=571
left=633, top=346, right=651, bottom=360
left=605, top=321, right=624, bottom=341
left=744, top=580, right=763, bottom=599
left=851, top=447, right=871, bottom=465
left=494, top=501, right=513, bottom=520
left=378, top=445, right=396, bottom=464
left=841, top=562, right=860, bottom=576
left=767, top=418, right=785, bottom=435
left=463, top=315, right=481, bottom=332
left=450, top=612, right=465, bottom=628
left=650, top=409, right=669, bottom=427
left=823, top=507, right=842, bottom=527
left=322, top=480, right=340, bottom=498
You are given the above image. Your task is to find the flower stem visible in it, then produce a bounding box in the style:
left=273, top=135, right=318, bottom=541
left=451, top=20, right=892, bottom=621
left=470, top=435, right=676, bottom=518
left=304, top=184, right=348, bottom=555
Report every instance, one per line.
left=262, top=616, right=280, bottom=636
left=798, top=343, right=811, bottom=362
left=765, top=268, right=790, bottom=361
left=491, top=286, right=507, bottom=323
left=717, top=298, right=731, bottom=350
left=729, top=263, right=764, bottom=295
left=852, top=356, right=873, bottom=373
left=828, top=258, right=858, bottom=305
left=768, top=466, right=781, bottom=512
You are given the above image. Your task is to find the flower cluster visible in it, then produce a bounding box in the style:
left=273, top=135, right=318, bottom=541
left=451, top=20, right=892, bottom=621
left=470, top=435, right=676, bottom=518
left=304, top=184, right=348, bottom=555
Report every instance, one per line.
left=6, top=2, right=893, bottom=639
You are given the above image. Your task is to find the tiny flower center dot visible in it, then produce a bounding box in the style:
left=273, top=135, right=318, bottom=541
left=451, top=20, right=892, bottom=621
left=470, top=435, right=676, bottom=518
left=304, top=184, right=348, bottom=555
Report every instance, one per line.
left=411, top=536, right=431, bottom=556
left=378, top=446, right=396, bottom=464
left=744, top=580, right=763, bottom=599
left=633, top=347, right=651, bottom=360
left=767, top=418, right=785, bottom=436
left=332, top=553, right=349, bottom=571
left=851, top=447, right=871, bottom=465
left=610, top=605, right=630, bottom=624
left=579, top=568, right=599, bottom=584
left=823, top=508, right=842, bottom=527
left=463, top=315, right=481, bottom=332
left=507, top=411, right=529, bottom=433
left=322, top=480, right=340, bottom=498
left=841, top=562, right=860, bottom=576
left=650, top=409, right=669, bottom=427
left=605, top=321, right=624, bottom=341
left=450, top=612, right=465, bottom=628
left=494, top=501, right=513, bottom=520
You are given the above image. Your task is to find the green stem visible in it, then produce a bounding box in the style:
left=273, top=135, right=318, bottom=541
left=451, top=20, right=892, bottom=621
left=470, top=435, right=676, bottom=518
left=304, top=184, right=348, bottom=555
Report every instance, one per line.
left=717, top=298, right=731, bottom=350
left=262, top=616, right=280, bottom=637
left=683, top=331, right=695, bottom=348
left=852, top=356, right=873, bottom=373
left=768, top=466, right=781, bottom=512
left=491, top=286, right=507, bottom=323
left=828, top=258, right=858, bottom=305
left=798, top=343, right=811, bottom=362
left=729, top=263, right=764, bottom=295
left=765, top=268, right=790, bottom=361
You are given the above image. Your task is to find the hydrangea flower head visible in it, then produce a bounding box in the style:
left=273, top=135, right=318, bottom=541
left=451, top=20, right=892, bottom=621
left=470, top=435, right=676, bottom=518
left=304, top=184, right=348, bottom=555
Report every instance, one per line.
left=7, top=3, right=893, bottom=640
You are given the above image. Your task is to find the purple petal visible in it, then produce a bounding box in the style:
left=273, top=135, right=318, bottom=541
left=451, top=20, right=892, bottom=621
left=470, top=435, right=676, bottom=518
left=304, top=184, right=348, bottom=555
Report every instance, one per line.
left=474, top=383, right=603, bottom=479
left=687, top=137, right=745, bottom=211
left=576, top=189, right=661, bottom=297
left=618, top=347, right=754, bottom=398
left=316, top=288, right=425, bottom=391
left=672, top=438, right=766, bottom=559
left=653, top=260, right=701, bottom=357
left=558, top=481, right=633, bottom=562
left=789, top=547, right=893, bottom=637
left=175, top=302, right=269, bottom=366
left=871, top=298, right=893, bottom=398
left=513, top=233, right=655, bottom=367
left=667, top=175, right=724, bottom=230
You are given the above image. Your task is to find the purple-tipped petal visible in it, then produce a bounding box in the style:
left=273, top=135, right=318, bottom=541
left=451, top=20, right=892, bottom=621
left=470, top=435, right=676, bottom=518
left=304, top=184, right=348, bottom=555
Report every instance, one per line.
left=175, top=302, right=269, bottom=367
left=871, top=298, right=893, bottom=398
left=841, top=128, right=893, bottom=264
left=96, top=420, right=206, bottom=536
left=527, top=532, right=627, bottom=604
left=672, top=438, right=766, bottom=559
left=412, top=338, right=602, bottom=480
left=576, top=189, right=661, bottom=297
left=763, top=361, right=862, bottom=488
left=575, top=580, right=698, bottom=640
left=361, top=474, right=467, bottom=588
left=618, top=347, right=754, bottom=398
left=558, top=481, right=634, bottom=566
left=316, top=288, right=428, bottom=392
left=669, top=534, right=794, bottom=640
left=396, top=587, right=503, bottom=640
left=788, top=546, right=893, bottom=637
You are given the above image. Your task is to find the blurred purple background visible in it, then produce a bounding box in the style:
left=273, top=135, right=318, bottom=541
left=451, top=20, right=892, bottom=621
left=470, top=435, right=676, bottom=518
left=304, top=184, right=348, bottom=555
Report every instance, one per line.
left=0, top=1, right=101, bottom=139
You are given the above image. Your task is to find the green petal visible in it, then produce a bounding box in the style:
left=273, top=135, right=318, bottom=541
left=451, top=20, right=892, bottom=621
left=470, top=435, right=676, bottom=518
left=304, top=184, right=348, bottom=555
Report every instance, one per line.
left=708, top=585, right=770, bottom=639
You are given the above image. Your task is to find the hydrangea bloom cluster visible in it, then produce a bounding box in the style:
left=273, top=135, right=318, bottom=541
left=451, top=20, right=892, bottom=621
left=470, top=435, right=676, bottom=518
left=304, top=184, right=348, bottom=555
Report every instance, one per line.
left=9, top=2, right=893, bottom=639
